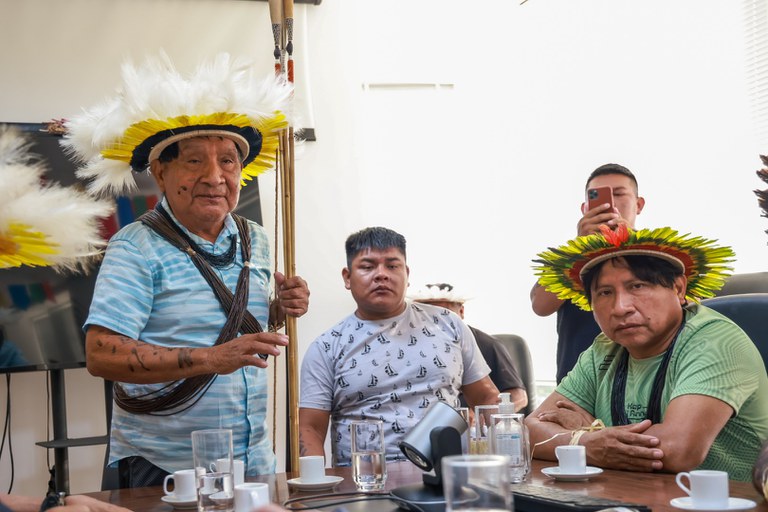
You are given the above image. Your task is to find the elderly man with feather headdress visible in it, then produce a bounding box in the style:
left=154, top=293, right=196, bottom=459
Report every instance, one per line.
left=62, top=53, right=310, bottom=487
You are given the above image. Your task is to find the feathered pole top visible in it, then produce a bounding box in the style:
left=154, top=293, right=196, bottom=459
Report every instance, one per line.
left=532, top=225, right=735, bottom=311
left=408, top=283, right=472, bottom=304
left=61, top=52, right=294, bottom=196
left=0, top=126, right=113, bottom=270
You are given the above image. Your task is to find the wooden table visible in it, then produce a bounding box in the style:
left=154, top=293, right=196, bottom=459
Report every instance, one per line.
left=84, top=459, right=766, bottom=512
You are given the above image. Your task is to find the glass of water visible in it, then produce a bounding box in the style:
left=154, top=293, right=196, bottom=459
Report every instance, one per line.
left=442, top=455, right=512, bottom=512
left=192, top=428, right=234, bottom=512
left=472, top=405, right=499, bottom=454
left=456, top=407, right=471, bottom=454
left=350, top=419, right=387, bottom=491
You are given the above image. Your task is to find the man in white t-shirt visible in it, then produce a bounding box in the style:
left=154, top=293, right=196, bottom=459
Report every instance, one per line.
left=409, top=283, right=527, bottom=412
left=298, top=227, right=500, bottom=466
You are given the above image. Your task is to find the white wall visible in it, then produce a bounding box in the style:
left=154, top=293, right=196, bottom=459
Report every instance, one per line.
left=1, top=0, right=766, bottom=496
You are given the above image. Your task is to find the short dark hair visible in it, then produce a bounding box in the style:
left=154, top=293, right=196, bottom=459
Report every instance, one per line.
left=585, top=163, right=639, bottom=193
left=345, top=227, right=406, bottom=268
left=583, top=254, right=683, bottom=304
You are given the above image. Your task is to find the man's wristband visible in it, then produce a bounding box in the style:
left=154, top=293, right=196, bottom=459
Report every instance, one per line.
left=570, top=419, right=606, bottom=445
left=570, top=430, right=587, bottom=445
left=39, top=492, right=65, bottom=511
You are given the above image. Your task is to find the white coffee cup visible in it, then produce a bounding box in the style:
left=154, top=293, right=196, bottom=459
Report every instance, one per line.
left=216, top=458, right=245, bottom=486
left=555, top=445, right=587, bottom=474
left=234, top=482, right=270, bottom=512
left=676, top=470, right=729, bottom=509
left=299, top=455, right=326, bottom=483
left=163, top=469, right=197, bottom=500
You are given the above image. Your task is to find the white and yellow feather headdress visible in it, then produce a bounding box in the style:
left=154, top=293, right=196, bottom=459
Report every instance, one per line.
left=61, top=52, right=293, bottom=196
left=0, top=126, right=113, bottom=270
left=408, top=283, right=472, bottom=304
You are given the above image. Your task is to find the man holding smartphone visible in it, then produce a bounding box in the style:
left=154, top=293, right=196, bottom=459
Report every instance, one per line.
left=529, top=163, right=645, bottom=383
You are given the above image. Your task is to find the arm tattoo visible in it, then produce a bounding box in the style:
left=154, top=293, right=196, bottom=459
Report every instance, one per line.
left=129, top=347, right=150, bottom=371
left=178, top=348, right=194, bottom=369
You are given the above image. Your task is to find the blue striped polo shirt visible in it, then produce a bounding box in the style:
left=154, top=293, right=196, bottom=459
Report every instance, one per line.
left=86, top=198, right=276, bottom=475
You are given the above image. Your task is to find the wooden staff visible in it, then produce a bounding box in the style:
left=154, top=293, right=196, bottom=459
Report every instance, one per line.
left=269, top=0, right=299, bottom=472
left=282, top=0, right=299, bottom=474
left=279, top=123, right=298, bottom=473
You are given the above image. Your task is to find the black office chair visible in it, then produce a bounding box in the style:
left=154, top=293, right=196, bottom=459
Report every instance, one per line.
left=700, top=293, right=768, bottom=366
left=715, top=272, right=768, bottom=296
left=493, top=334, right=536, bottom=416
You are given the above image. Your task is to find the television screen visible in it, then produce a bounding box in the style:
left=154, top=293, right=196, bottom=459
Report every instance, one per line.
left=0, top=266, right=93, bottom=373
left=0, top=122, right=264, bottom=373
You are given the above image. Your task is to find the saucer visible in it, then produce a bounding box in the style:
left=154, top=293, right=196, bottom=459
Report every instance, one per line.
left=209, top=491, right=233, bottom=502
left=287, top=475, right=344, bottom=491
left=161, top=495, right=197, bottom=509
left=541, top=466, right=603, bottom=481
left=669, top=497, right=757, bottom=511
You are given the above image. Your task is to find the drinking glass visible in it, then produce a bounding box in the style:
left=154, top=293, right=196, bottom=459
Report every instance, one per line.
left=350, top=419, right=387, bottom=491
left=472, top=405, right=498, bottom=454
left=192, top=428, right=234, bottom=512
left=442, top=455, right=512, bottom=512
left=456, top=407, right=471, bottom=454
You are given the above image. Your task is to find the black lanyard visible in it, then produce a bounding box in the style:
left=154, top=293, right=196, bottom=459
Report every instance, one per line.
left=610, top=316, right=686, bottom=425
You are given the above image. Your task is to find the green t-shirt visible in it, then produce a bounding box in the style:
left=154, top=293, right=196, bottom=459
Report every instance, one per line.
left=557, top=304, right=768, bottom=481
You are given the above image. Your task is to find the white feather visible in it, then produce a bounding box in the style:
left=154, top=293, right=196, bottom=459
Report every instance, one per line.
left=61, top=52, right=293, bottom=196
left=0, top=126, right=114, bottom=271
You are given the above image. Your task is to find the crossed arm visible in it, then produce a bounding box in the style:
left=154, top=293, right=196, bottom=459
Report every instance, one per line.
left=525, top=391, right=733, bottom=473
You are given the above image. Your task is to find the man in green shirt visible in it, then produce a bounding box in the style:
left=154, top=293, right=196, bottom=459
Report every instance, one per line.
left=528, top=225, right=768, bottom=481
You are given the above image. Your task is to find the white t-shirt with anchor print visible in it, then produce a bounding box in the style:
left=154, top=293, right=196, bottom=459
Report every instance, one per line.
left=300, top=301, right=491, bottom=466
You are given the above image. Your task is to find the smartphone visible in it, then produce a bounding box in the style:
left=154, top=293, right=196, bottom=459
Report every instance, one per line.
left=586, top=186, right=614, bottom=212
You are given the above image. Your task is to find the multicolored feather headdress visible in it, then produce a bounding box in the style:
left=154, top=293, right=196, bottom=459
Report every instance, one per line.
left=61, top=52, right=293, bottom=196
left=0, top=126, right=113, bottom=270
left=533, top=225, right=735, bottom=311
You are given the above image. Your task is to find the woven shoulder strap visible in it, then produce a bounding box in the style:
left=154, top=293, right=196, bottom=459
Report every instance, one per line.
left=113, top=205, right=263, bottom=415
left=139, top=206, right=264, bottom=336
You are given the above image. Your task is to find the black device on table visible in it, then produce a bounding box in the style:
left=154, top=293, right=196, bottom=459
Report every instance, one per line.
left=282, top=484, right=652, bottom=512
left=512, top=483, right=651, bottom=512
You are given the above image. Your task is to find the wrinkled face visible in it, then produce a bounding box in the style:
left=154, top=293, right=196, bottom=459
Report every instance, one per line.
left=590, top=258, right=686, bottom=358
left=585, top=174, right=645, bottom=228
left=151, top=136, right=241, bottom=239
left=342, top=247, right=409, bottom=321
